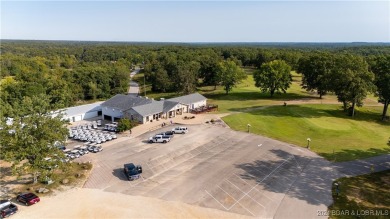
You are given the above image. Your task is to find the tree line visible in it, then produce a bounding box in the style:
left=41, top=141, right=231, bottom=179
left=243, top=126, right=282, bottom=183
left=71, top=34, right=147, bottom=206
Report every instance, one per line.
left=1, top=41, right=389, bottom=119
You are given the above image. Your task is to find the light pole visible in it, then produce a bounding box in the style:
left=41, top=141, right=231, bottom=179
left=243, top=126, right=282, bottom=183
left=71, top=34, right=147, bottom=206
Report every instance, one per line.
left=306, top=138, right=311, bottom=149
left=247, top=124, right=251, bottom=133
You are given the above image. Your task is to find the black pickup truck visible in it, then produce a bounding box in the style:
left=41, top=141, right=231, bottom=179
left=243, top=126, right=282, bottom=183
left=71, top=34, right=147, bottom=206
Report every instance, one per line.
left=123, top=163, right=142, bottom=181
left=0, top=200, right=18, bottom=218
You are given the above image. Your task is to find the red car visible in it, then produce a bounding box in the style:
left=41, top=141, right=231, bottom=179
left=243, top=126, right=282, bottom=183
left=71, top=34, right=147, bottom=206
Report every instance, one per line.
left=16, top=193, right=40, bottom=206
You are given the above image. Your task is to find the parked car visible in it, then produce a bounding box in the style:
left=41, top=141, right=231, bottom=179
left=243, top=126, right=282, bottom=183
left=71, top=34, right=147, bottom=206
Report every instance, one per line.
left=104, top=135, right=112, bottom=141
left=149, top=135, right=170, bottom=143
left=88, top=145, right=103, bottom=153
left=123, top=163, right=142, bottom=181
left=159, top=131, right=174, bottom=138
left=70, top=150, right=80, bottom=158
left=172, top=126, right=188, bottom=134
left=0, top=200, right=18, bottom=218
left=16, top=193, right=40, bottom=206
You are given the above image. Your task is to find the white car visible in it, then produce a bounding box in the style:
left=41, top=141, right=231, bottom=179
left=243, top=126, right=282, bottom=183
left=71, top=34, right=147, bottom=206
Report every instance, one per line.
left=149, top=135, right=170, bottom=143
left=172, top=127, right=188, bottom=134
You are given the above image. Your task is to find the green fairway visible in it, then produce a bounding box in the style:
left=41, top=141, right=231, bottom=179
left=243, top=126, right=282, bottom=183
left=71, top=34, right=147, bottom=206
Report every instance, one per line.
left=329, top=170, right=390, bottom=219
left=222, top=104, right=390, bottom=161
left=202, top=71, right=320, bottom=113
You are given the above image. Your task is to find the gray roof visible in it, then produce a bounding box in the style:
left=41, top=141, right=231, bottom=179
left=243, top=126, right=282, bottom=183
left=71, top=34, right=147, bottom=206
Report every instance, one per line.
left=167, top=93, right=207, bottom=105
left=130, top=100, right=180, bottom=117
left=64, top=102, right=103, bottom=117
left=101, top=94, right=152, bottom=111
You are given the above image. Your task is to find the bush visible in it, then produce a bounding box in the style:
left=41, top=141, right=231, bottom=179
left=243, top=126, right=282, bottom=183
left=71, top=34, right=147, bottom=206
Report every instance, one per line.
left=117, top=118, right=132, bottom=132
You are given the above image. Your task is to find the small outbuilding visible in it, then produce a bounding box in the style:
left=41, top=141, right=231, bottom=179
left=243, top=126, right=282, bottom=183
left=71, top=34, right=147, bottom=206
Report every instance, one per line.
left=63, top=102, right=103, bottom=122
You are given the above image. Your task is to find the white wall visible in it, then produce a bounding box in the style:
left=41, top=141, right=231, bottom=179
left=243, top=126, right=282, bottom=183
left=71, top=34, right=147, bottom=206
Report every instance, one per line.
left=189, top=100, right=207, bottom=109
left=71, top=115, right=83, bottom=122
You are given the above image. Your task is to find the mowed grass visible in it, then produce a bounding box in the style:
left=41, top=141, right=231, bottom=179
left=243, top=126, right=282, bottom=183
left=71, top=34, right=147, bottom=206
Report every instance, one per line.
left=202, top=71, right=320, bottom=113
left=328, top=170, right=390, bottom=219
left=222, top=104, right=390, bottom=161
left=135, top=70, right=322, bottom=112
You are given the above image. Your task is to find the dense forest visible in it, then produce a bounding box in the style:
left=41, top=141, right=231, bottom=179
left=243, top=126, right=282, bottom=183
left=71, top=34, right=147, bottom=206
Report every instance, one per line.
left=1, top=40, right=389, bottom=119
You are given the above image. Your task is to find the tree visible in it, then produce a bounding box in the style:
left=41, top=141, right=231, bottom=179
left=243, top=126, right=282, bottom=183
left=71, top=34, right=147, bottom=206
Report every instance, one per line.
left=297, top=53, right=333, bottom=98
left=153, top=68, right=172, bottom=92
left=216, top=60, right=247, bottom=94
left=198, top=52, right=221, bottom=89
left=331, top=55, right=375, bottom=116
left=370, top=56, right=390, bottom=120
left=0, top=94, right=69, bottom=183
left=175, top=61, right=200, bottom=94
left=116, top=118, right=133, bottom=132
left=254, top=60, right=292, bottom=97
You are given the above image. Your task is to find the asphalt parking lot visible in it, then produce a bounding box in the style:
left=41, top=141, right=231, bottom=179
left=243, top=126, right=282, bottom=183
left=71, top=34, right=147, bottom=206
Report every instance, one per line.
left=80, top=124, right=317, bottom=218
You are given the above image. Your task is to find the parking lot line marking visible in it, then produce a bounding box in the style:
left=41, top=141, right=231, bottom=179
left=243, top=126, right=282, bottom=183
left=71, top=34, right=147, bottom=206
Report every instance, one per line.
left=146, top=162, right=155, bottom=174
left=237, top=202, right=256, bottom=217
left=225, top=179, right=265, bottom=208
left=205, top=190, right=229, bottom=210
left=233, top=173, right=263, bottom=194
left=217, top=185, right=256, bottom=217
left=228, top=157, right=291, bottom=210
left=292, top=155, right=303, bottom=171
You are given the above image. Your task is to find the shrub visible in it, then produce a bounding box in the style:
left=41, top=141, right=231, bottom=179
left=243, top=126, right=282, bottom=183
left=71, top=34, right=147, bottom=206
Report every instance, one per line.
left=117, top=118, right=132, bottom=132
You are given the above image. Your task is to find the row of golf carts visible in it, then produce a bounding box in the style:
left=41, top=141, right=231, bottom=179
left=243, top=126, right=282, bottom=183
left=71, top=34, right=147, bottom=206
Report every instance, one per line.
left=63, top=143, right=103, bottom=159
left=69, top=127, right=117, bottom=144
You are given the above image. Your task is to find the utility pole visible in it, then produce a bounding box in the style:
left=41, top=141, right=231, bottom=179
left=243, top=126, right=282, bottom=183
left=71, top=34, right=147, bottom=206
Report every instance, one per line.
left=144, top=74, right=146, bottom=97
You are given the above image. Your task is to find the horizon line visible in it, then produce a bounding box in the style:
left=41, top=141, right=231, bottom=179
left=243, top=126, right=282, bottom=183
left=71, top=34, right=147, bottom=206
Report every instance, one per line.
left=2, top=39, right=390, bottom=44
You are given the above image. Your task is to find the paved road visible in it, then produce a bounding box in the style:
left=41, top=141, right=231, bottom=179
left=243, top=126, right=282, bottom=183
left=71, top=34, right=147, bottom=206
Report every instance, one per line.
left=128, top=67, right=140, bottom=95
left=333, top=154, right=390, bottom=177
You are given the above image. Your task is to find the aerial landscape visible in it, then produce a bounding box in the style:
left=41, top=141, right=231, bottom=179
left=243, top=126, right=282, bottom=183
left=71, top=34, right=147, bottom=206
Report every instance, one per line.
left=0, top=1, right=389, bottom=219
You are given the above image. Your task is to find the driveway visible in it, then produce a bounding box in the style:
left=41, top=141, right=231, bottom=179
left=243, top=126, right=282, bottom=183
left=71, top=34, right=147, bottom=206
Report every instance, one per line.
left=79, top=124, right=340, bottom=218
left=128, top=67, right=140, bottom=95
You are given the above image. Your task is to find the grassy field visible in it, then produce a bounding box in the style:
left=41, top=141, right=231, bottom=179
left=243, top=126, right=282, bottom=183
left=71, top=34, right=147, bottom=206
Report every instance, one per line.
left=328, top=170, right=390, bottom=219
left=222, top=104, right=390, bottom=161
left=201, top=71, right=323, bottom=113
left=133, top=70, right=324, bottom=112
left=133, top=69, right=380, bottom=113
left=133, top=68, right=389, bottom=161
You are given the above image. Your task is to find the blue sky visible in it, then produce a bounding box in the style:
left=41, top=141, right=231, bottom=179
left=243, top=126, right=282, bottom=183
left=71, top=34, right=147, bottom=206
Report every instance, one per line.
left=1, top=1, right=389, bottom=42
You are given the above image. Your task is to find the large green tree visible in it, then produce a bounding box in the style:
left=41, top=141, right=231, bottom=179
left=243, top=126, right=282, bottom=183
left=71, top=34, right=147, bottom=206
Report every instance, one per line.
left=0, top=94, right=69, bottom=183
left=297, top=53, right=333, bottom=98
left=370, top=56, right=390, bottom=120
left=216, top=60, right=247, bottom=94
left=254, top=60, right=292, bottom=97
left=175, top=61, right=200, bottom=94
left=331, top=55, right=375, bottom=116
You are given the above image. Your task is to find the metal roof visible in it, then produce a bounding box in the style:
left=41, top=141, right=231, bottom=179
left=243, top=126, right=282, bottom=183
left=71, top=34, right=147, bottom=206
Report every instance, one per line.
left=64, top=102, right=103, bottom=117
left=167, top=93, right=207, bottom=105
left=130, top=100, right=180, bottom=117
left=101, top=94, right=152, bottom=111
